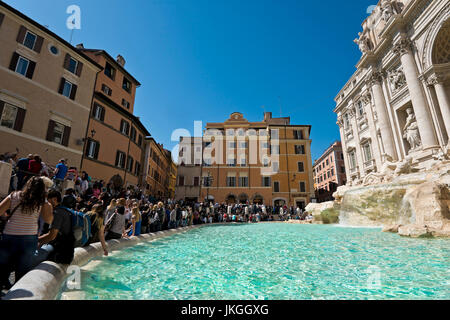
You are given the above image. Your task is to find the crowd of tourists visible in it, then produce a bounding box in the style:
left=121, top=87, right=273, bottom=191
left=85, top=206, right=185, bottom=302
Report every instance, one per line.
left=0, top=153, right=310, bottom=296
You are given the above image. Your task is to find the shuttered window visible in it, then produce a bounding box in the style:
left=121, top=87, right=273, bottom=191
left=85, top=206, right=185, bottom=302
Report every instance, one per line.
left=63, top=53, right=83, bottom=76
left=0, top=102, right=26, bottom=132
left=16, top=26, right=44, bottom=53
left=134, top=162, right=141, bottom=176
left=300, top=181, right=306, bottom=193
left=92, top=103, right=105, bottom=121
left=0, top=13, right=4, bottom=27
left=46, top=120, right=71, bottom=146
left=115, top=151, right=126, bottom=168
left=58, top=78, right=77, bottom=100
left=86, top=139, right=100, bottom=159
left=120, top=120, right=130, bottom=136
left=9, top=53, right=36, bottom=79
left=262, top=176, right=271, bottom=187
left=298, top=161, right=304, bottom=172
left=126, top=156, right=134, bottom=173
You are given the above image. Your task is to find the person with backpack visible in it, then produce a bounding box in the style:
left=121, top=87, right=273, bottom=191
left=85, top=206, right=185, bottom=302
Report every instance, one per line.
left=36, top=190, right=74, bottom=265
left=0, top=176, right=53, bottom=289
left=85, top=204, right=108, bottom=256
left=105, top=205, right=127, bottom=240
left=140, top=205, right=150, bottom=234
left=175, top=204, right=182, bottom=228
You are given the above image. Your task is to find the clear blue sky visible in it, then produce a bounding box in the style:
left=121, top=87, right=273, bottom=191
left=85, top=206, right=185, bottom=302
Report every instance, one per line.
left=4, top=0, right=377, bottom=161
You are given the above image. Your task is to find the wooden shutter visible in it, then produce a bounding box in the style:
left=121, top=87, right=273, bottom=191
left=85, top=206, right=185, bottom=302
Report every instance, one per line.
left=115, top=151, right=120, bottom=166
left=0, top=101, right=4, bottom=120
left=58, top=78, right=65, bottom=94
left=75, top=61, right=83, bottom=77
left=0, top=13, right=5, bottom=27
left=85, top=140, right=91, bottom=157
left=63, top=53, right=71, bottom=70
left=46, top=120, right=55, bottom=141
left=94, top=141, right=100, bottom=159
left=25, top=60, right=36, bottom=79
left=100, top=106, right=105, bottom=121
left=69, top=84, right=77, bottom=100
left=13, top=108, right=26, bottom=132
left=16, top=25, right=27, bottom=43
left=62, top=125, right=71, bottom=146
left=9, top=52, right=19, bottom=71
left=91, top=104, right=97, bottom=117
left=125, top=122, right=130, bottom=136
left=34, top=36, right=44, bottom=53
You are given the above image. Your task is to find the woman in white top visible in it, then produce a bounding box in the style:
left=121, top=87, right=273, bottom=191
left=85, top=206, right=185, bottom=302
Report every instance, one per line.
left=0, top=176, right=53, bottom=289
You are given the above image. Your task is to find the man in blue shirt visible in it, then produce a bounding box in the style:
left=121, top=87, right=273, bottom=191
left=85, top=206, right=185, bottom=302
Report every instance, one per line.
left=53, top=159, right=68, bottom=192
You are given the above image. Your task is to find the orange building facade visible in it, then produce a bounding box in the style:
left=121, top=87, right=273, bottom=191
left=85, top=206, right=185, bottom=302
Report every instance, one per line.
left=79, top=48, right=149, bottom=188
left=313, top=141, right=347, bottom=202
left=198, top=112, right=315, bottom=209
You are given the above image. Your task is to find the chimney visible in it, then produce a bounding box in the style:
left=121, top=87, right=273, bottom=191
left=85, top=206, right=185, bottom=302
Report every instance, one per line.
left=264, top=112, right=272, bottom=121
left=116, top=55, right=126, bottom=67
left=76, top=43, right=84, bottom=49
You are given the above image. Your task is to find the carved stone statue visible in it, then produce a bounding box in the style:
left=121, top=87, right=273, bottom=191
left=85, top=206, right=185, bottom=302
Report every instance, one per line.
left=403, top=108, right=422, bottom=153
left=394, top=156, right=417, bottom=177
left=381, top=0, right=395, bottom=22
left=388, top=68, right=406, bottom=93
left=354, top=32, right=372, bottom=53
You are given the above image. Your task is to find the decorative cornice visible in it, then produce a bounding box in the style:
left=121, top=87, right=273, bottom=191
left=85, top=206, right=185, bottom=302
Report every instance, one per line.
left=426, top=73, right=447, bottom=86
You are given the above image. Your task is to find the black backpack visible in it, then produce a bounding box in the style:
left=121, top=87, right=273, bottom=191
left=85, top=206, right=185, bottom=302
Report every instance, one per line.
left=51, top=207, right=75, bottom=265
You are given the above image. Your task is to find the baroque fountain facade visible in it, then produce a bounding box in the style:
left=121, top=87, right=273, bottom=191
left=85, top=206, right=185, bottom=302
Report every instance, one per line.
left=307, top=0, right=450, bottom=237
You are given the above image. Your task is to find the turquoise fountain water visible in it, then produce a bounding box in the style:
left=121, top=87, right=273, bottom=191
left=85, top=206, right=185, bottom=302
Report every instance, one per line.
left=58, top=223, right=449, bottom=300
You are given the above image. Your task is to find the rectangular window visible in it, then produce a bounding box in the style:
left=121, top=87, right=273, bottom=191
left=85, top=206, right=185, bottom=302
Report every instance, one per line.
left=272, top=161, right=279, bottom=173
left=120, top=120, right=130, bottom=136
left=240, top=157, right=246, bottom=166
left=134, top=162, right=141, bottom=176
left=138, top=135, right=143, bottom=147
left=331, top=168, right=334, bottom=176
left=274, top=181, right=280, bottom=193
left=178, top=176, right=184, bottom=186
left=104, top=62, right=116, bottom=80
left=227, top=176, right=236, bottom=187
left=349, top=152, right=356, bottom=169
left=122, top=77, right=132, bottom=93
left=126, top=156, right=134, bottom=172
left=52, top=122, right=65, bottom=145
left=271, top=144, right=280, bottom=155
left=299, top=182, right=306, bottom=193
left=294, top=130, right=304, bottom=140
left=239, top=176, right=248, bottom=187
left=130, top=126, right=136, bottom=142
left=238, top=141, right=247, bottom=149
left=15, top=56, right=29, bottom=76
left=68, top=57, right=78, bottom=74
left=62, top=81, right=72, bottom=98
left=86, top=139, right=99, bottom=159
left=358, top=101, right=364, bottom=117
left=116, top=151, right=126, bottom=168
left=93, top=104, right=104, bottom=121
left=363, top=143, right=372, bottom=162
left=262, top=176, right=271, bottom=187
left=23, top=31, right=37, bottom=50
left=0, top=104, right=17, bottom=129
left=122, top=99, right=130, bottom=109
left=298, top=162, right=304, bottom=172
left=295, top=145, right=305, bottom=154
left=101, top=84, right=112, bottom=96
left=193, top=177, right=200, bottom=187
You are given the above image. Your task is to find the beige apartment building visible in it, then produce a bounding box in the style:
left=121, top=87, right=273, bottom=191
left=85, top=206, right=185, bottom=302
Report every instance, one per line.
left=0, top=2, right=101, bottom=168
left=198, top=112, right=315, bottom=208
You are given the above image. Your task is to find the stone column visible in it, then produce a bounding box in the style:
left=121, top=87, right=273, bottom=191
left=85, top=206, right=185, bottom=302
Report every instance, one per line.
left=428, top=73, right=450, bottom=143
left=393, top=37, right=439, bottom=149
left=367, top=71, right=397, bottom=159
left=337, top=117, right=351, bottom=183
